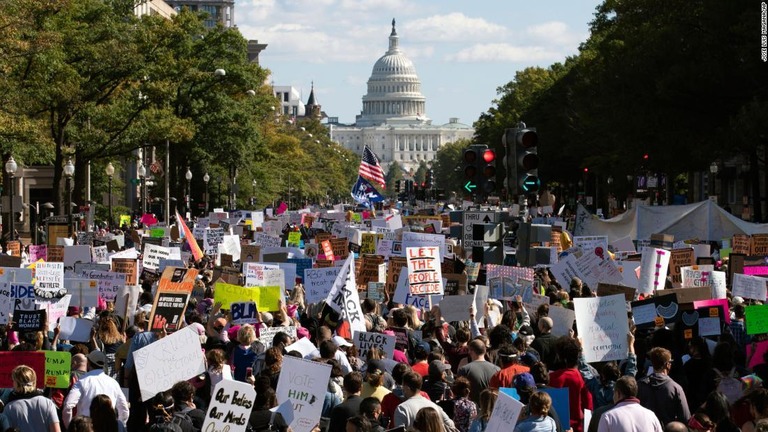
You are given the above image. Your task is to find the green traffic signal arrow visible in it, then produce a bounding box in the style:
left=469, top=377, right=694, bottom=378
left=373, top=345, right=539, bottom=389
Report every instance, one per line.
left=464, top=181, right=477, bottom=193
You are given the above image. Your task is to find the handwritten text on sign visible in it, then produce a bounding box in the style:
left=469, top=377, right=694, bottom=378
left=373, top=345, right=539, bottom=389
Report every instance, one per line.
left=203, top=380, right=255, bottom=432
left=276, top=356, right=332, bottom=432
left=406, top=247, right=443, bottom=295
left=574, top=294, right=629, bottom=363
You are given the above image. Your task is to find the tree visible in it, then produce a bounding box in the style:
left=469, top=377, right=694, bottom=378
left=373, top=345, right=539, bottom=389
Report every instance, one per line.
left=385, top=161, right=404, bottom=197
left=413, top=161, right=429, bottom=185
left=433, top=139, right=472, bottom=198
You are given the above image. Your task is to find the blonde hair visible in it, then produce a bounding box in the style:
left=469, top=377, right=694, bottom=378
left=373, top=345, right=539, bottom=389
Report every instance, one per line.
left=238, top=324, right=257, bottom=346
left=11, top=365, right=37, bottom=394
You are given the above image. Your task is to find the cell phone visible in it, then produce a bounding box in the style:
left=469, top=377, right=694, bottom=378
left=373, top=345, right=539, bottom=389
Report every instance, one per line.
left=246, top=367, right=253, bottom=377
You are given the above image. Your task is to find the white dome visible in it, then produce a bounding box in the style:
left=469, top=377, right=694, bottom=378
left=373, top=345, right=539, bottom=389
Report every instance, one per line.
left=356, top=19, right=429, bottom=127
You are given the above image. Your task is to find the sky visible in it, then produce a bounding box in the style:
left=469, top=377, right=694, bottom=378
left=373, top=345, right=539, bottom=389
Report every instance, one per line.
left=235, top=0, right=603, bottom=127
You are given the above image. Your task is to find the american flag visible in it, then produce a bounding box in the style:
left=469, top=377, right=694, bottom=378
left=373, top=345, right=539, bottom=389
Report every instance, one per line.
left=358, top=146, right=386, bottom=189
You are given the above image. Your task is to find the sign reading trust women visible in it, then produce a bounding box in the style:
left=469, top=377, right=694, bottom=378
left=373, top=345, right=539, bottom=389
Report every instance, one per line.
left=574, top=294, right=629, bottom=363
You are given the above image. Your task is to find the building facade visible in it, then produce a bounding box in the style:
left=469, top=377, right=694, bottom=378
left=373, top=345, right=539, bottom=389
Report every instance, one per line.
left=329, top=19, right=474, bottom=173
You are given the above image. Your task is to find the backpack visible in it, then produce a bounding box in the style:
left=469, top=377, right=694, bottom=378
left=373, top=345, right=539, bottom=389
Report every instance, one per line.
left=148, top=412, right=191, bottom=432
left=714, top=367, right=743, bottom=403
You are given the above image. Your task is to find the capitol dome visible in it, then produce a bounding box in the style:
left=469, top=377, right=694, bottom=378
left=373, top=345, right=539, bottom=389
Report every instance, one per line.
left=356, top=19, right=429, bottom=127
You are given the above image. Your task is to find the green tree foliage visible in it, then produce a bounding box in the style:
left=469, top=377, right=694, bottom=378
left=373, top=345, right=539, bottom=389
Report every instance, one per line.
left=385, top=161, right=404, bottom=197
left=413, top=161, right=429, bottom=185
left=433, top=139, right=473, bottom=197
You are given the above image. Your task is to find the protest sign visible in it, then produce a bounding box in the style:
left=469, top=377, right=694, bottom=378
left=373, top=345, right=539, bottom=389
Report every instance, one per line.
left=541, top=387, right=571, bottom=428
left=230, top=301, right=258, bottom=325
left=681, top=265, right=714, bottom=288
left=392, top=267, right=442, bottom=309
left=214, top=282, right=281, bottom=312
left=59, top=317, right=94, bottom=342
left=76, top=270, right=124, bottom=302
left=669, top=248, right=696, bottom=287
left=596, top=283, right=636, bottom=302
left=29, top=245, right=47, bottom=262
left=92, top=245, right=109, bottom=263
left=386, top=256, right=408, bottom=295
left=574, top=294, right=629, bottom=362
left=401, top=232, right=446, bottom=261
left=133, top=326, right=206, bottom=401
left=698, top=317, right=722, bottom=337
left=15, top=309, right=46, bottom=332
left=259, top=326, right=297, bottom=349
left=9, top=283, right=35, bottom=313
left=485, top=390, right=524, bottom=432
left=44, top=350, right=71, bottom=389
left=0, top=351, right=45, bottom=388
left=325, top=255, right=366, bottom=334
left=437, top=295, right=474, bottom=322
left=114, top=285, right=141, bottom=326
left=406, top=247, right=442, bottom=295
left=63, top=245, right=91, bottom=270
left=367, top=282, right=385, bottom=302
left=240, top=245, right=261, bottom=263
left=275, top=356, right=332, bottom=432
left=37, top=295, right=71, bottom=332
left=149, top=291, right=190, bottom=332
left=693, top=298, right=731, bottom=324
left=549, top=253, right=585, bottom=292
left=631, top=294, right=680, bottom=329
left=0, top=284, right=11, bottom=325
left=284, top=337, right=316, bottom=358
left=64, top=279, right=99, bottom=309
left=35, top=262, right=65, bottom=296
left=733, top=273, right=768, bottom=301
left=638, top=248, right=671, bottom=294
left=748, top=340, right=768, bottom=369
left=143, top=245, right=181, bottom=270
left=112, top=258, right=138, bottom=285
left=655, top=286, right=711, bottom=305
left=303, top=268, right=341, bottom=305
left=353, top=331, right=395, bottom=359
left=548, top=305, right=576, bottom=337
left=746, top=305, right=768, bottom=335
left=203, top=380, right=255, bottom=432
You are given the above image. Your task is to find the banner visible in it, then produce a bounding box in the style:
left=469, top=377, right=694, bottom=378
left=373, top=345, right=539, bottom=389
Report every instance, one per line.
left=275, top=356, right=332, bottom=432
left=406, top=246, right=443, bottom=295
left=203, top=380, right=255, bottom=432
left=325, top=255, right=366, bottom=334
left=133, top=326, right=206, bottom=401
left=574, top=294, right=629, bottom=363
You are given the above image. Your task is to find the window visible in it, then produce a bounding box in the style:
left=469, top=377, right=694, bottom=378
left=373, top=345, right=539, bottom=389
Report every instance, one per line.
left=283, top=93, right=289, bottom=102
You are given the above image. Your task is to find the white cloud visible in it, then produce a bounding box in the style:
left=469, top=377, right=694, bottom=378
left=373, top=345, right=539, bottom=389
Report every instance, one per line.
left=526, top=21, right=582, bottom=46
left=405, top=13, right=508, bottom=42
left=446, top=43, right=562, bottom=63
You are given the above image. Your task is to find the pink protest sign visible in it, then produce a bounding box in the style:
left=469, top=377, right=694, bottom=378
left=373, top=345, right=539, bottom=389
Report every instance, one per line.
left=692, top=298, right=730, bottom=324
left=747, top=340, right=768, bottom=369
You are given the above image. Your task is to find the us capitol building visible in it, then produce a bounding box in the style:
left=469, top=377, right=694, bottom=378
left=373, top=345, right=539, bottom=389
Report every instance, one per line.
left=329, top=19, right=474, bottom=174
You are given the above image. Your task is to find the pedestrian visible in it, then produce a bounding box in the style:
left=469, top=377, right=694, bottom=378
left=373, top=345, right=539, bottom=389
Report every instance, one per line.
left=597, top=376, right=662, bottom=432
left=4, top=365, right=60, bottom=432
left=89, top=394, right=126, bottom=432
left=62, top=350, right=129, bottom=429
left=514, top=391, right=556, bottom=432
left=468, top=388, right=497, bottom=432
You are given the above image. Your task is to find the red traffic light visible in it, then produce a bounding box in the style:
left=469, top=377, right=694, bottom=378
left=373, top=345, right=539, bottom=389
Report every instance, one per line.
left=643, top=154, right=649, bottom=160
left=584, top=167, right=589, bottom=173
left=483, top=149, right=496, bottom=163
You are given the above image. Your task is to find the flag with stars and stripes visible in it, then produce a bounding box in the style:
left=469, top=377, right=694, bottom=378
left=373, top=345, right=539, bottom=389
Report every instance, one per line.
left=358, top=146, right=386, bottom=189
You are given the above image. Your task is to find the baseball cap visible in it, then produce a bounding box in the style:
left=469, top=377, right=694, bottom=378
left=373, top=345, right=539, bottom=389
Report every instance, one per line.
left=518, top=325, right=534, bottom=337
left=415, top=341, right=431, bottom=354
left=733, top=296, right=745, bottom=306
left=87, top=350, right=107, bottom=369
left=428, top=360, right=451, bottom=377
left=521, top=351, right=540, bottom=367
left=333, top=335, right=353, bottom=348
left=513, top=372, right=536, bottom=391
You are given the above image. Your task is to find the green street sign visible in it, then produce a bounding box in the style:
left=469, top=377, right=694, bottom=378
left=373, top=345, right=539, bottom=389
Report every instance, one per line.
left=464, top=181, right=477, bottom=193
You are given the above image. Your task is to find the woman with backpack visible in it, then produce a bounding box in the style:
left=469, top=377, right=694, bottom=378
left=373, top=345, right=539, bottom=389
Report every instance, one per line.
left=147, top=391, right=195, bottom=432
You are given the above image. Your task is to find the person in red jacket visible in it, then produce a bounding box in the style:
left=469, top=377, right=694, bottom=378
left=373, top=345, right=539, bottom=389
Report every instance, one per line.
left=549, top=336, right=593, bottom=432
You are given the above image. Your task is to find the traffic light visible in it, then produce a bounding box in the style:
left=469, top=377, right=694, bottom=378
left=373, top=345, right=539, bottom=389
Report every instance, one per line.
left=481, top=148, right=496, bottom=194
left=425, top=170, right=434, bottom=189
left=516, top=127, right=539, bottom=193
left=395, top=180, right=402, bottom=193
left=463, top=147, right=480, bottom=195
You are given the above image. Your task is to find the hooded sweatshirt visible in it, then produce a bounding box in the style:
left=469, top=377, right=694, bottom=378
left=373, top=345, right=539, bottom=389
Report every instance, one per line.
left=637, top=372, right=691, bottom=425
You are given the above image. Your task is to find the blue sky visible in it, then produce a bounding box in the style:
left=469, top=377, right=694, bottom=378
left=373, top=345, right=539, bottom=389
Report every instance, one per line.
left=236, top=0, right=602, bottom=127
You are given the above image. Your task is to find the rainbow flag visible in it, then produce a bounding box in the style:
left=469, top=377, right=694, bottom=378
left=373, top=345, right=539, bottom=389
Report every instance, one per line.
left=176, top=210, right=203, bottom=262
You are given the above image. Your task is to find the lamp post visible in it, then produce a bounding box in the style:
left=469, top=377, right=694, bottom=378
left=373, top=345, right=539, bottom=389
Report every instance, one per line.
left=105, top=162, right=115, bottom=230
left=5, top=156, right=17, bottom=241
left=138, top=161, right=146, bottom=215
left=185, top=167, right=192, bottom=216
left=63, top=158, right=75, bottom=237
left=252, top=179, right=257, bottom=208
left=709, top=162, right=718, bottom=201
left=203, top=172, right=210, bottom=215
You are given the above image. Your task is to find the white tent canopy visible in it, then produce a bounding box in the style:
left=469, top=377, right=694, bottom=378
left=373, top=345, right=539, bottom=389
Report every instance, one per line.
left=574, top=200, right=768, bottom=243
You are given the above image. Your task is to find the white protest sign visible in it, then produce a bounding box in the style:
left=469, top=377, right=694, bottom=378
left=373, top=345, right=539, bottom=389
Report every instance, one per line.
left=92, top=246, right=109, bottom=263
left=0, top=284, right=11, bottom=325
left=133, top=326, right=206, bottom=401
left=436, top=295, right=474, bottom=322
left=733, top=273, right=768, bottom=301
left=59, top=317, right=94, bottom=342
left=275, top=356, right=332, bottom=432
left=143, top=245, right=181, bottom=270
left=114, top=285, right=141, bottom=325
left=573, top=236, right=609, bottom=257
left=549, top=253, right=585, bottom=292
left=63, top=245, right=92, bottom=269
left=574, top=294, right=629, bottom=363
left=203, top=380, right=255, bottom=432
left=485, top=390, right=524, bottom=432
left=253, top=233, right=282, bottom=248
left=402, top=232, right=446, bottom=261
left=76, top=270, right=125, bottom=302
left=406, top=246, right=442, bottom=296
left=64, top=278, right=99, bottom=309
left=284, top=337, right=317, bottom=358
left=204, top=228, right=225, bottom=255
left=325, top=255, right=366, bottom=334
left=230, top=302, right=258, bottom=325
left=353, top=331, right=395, bottom=359
left=393, top=267, right=442, bottom=309
left=259, top=326, right=297, bottom=349
left=710, top=271, right=727, bottom=299
left=638, top=248, right=671, bottom=294
left=681, top=265, right=714, bottom=288
left=303, top=268, right=341, bottom=305
left=35, top=262, right=65, bottom=296
left=548, top=305, right=576, bottom=337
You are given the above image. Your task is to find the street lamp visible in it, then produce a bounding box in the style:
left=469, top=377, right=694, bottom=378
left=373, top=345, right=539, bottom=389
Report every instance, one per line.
left=63, top=158, right=75, bottom=236
left=137, top=161, right=146, bottom=215
left=203, top=172, right=210, bottom=214
left=5, top=156, right=17, bottom=241
left=252, top=179, right=257, bottom=208
left=709, top=162, right=718, bottom=200
left=105, top=162, right=115, bottom=230
left=185, top=167, right=192, bottom=216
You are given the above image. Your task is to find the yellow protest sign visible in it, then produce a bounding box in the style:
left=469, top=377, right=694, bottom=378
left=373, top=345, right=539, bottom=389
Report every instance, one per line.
left=287, top=232, right=302, bottom=247
left=44, top=351, right=71, bottom=389
left=119, top=215, right=131, bottom=228
left=214, top=282, right=281, bottom=311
